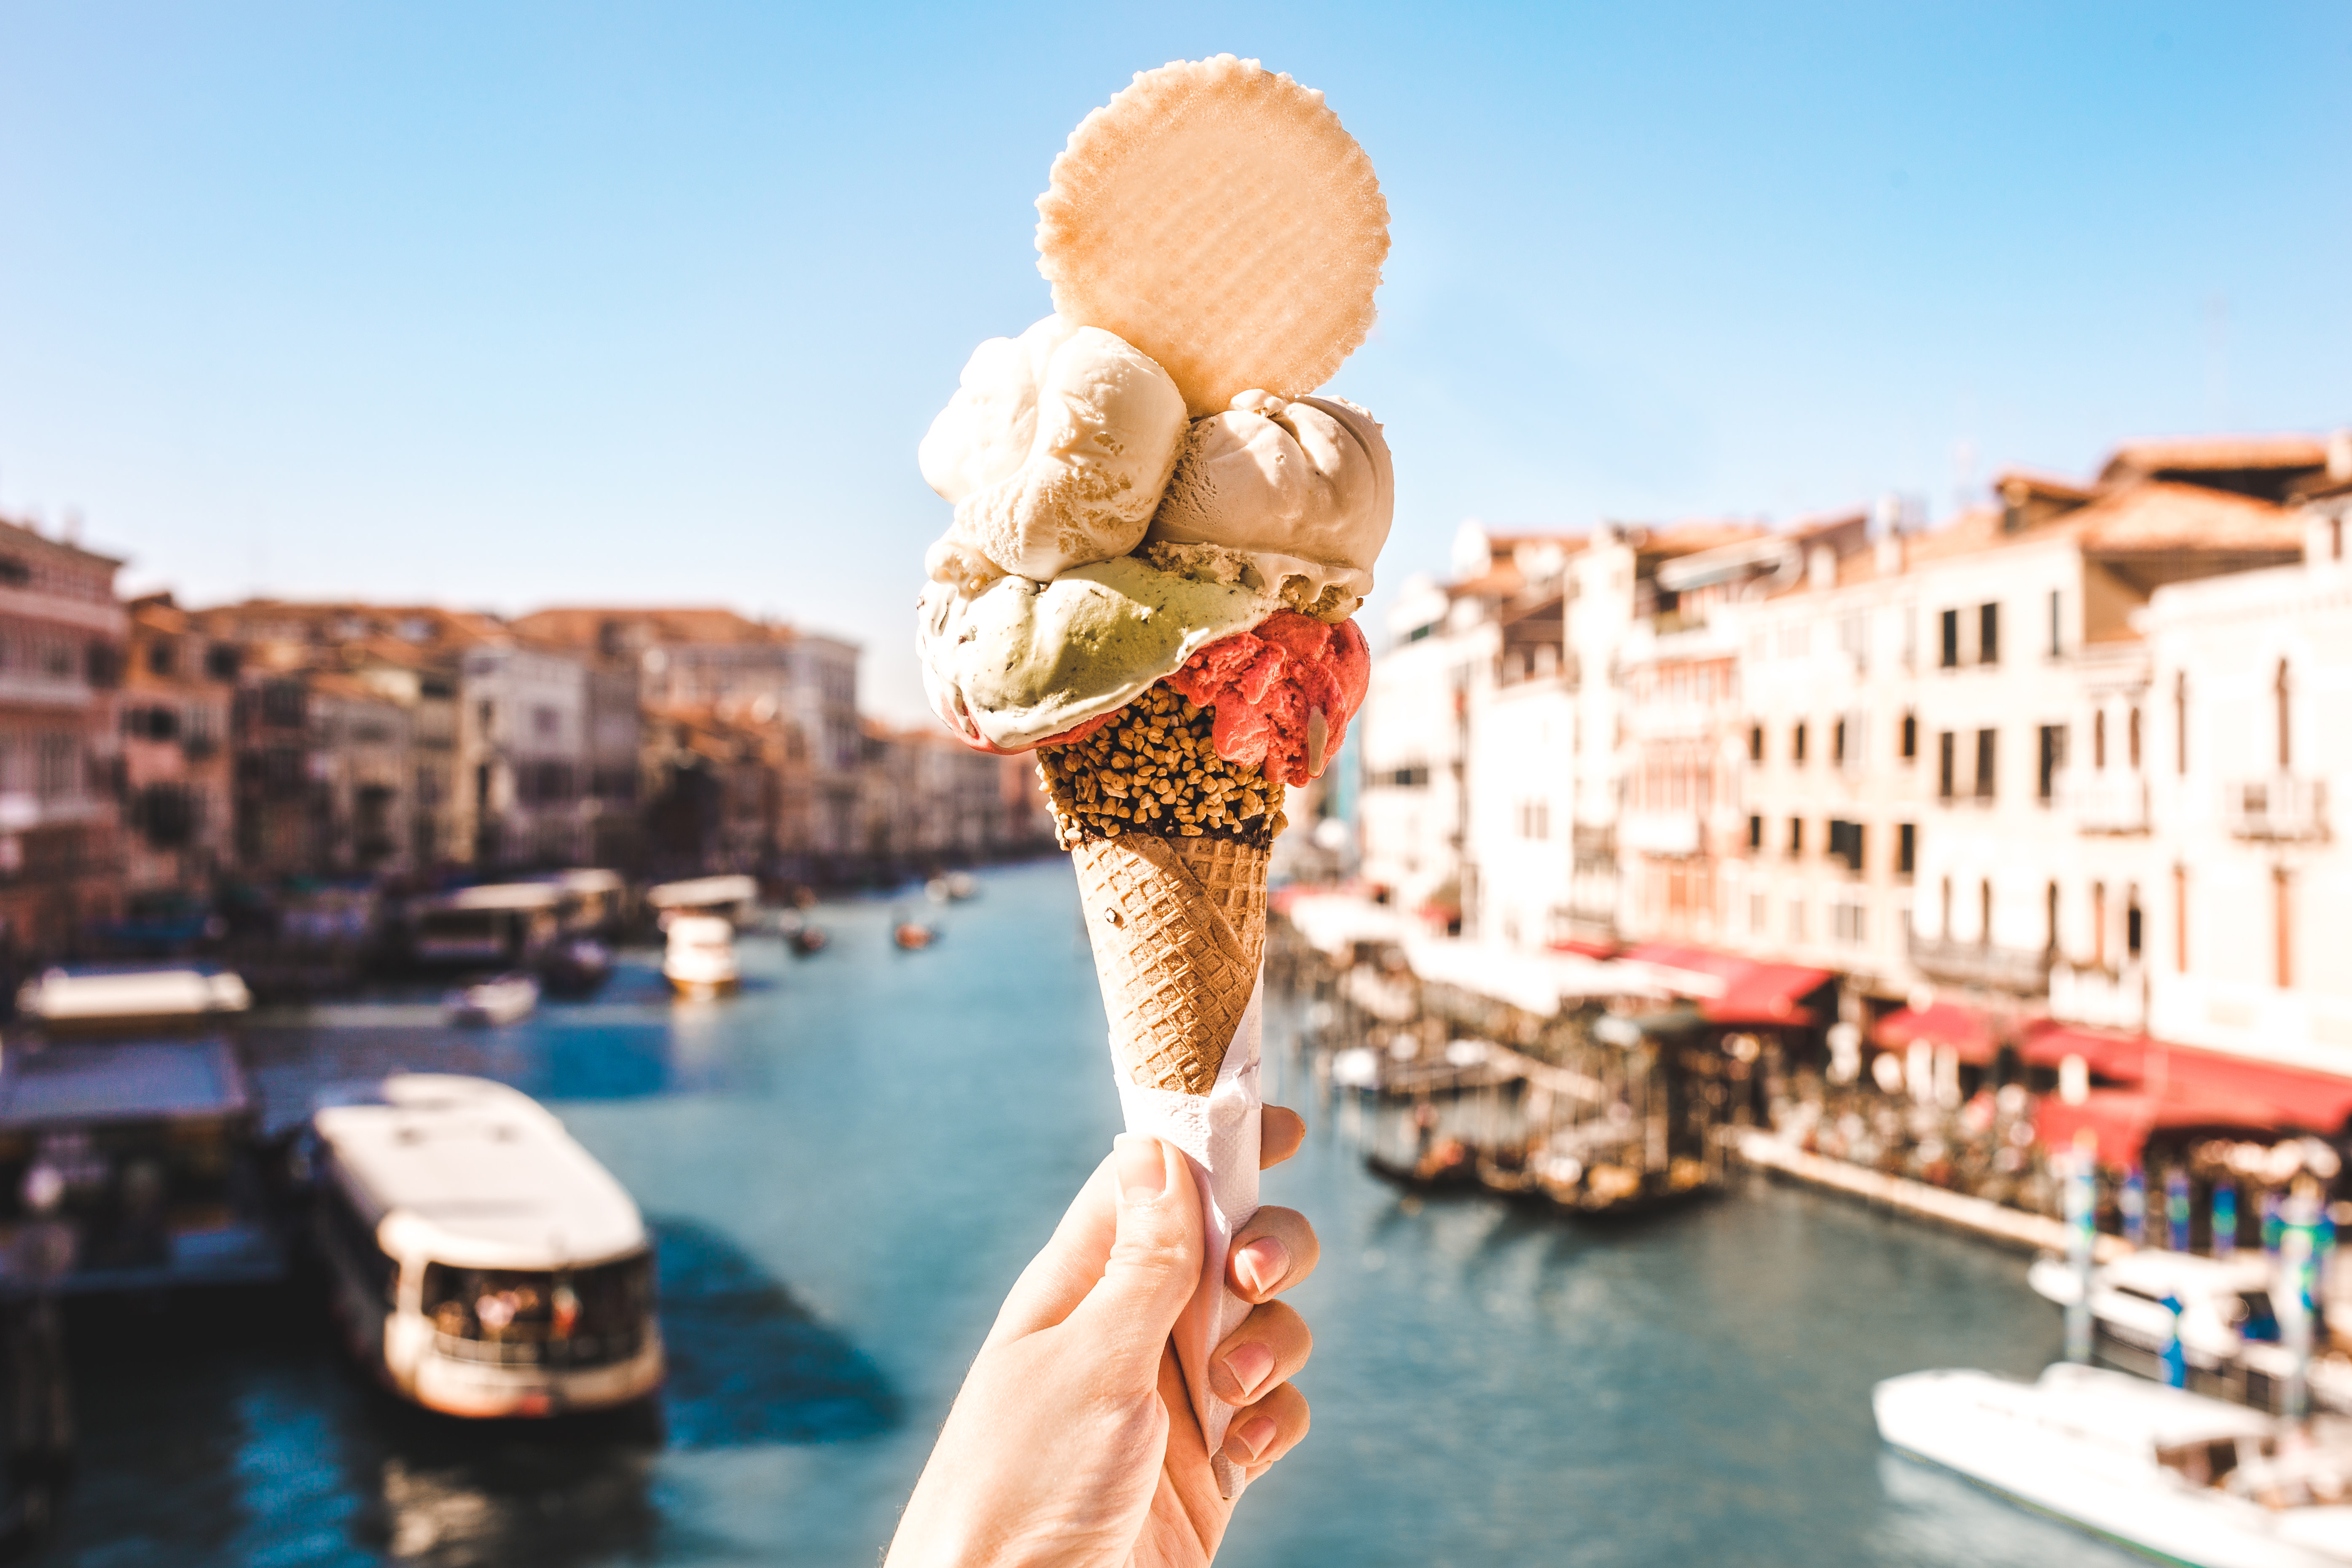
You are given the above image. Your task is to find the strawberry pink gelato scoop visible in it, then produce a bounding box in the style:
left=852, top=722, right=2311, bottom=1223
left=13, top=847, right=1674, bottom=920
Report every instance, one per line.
left=1163, top=612, right=1372, bottom=787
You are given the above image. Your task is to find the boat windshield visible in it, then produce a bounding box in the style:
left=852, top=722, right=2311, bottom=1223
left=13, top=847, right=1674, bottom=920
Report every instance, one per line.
left=419, top=1251, right=655, bottom=1368
left=2232, top=1290, right=2280, bottom=1342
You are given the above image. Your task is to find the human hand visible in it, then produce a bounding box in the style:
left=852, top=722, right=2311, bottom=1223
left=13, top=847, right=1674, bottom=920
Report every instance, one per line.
left=886, top=1106, right=1319, bottom=1568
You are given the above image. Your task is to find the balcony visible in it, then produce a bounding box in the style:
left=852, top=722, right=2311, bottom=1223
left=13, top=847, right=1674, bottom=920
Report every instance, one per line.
left=2055, top=770, right=2148, bottom=834
left=2223, top=775, right=2328, bottom=841
left=1906, top=934, right=2051, bottom=996
left=1619, top=810, right=1700, bottom=857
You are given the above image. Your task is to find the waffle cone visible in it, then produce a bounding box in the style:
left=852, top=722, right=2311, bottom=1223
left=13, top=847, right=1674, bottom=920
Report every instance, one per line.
left=1074, top=833, right=1270, bottom=1095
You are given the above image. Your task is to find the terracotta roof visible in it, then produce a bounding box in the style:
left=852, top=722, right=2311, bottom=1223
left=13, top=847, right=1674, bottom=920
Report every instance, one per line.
left=2070, top=480, right=2301, bottom=555
left=511, top=607, right=795, bottom=649
left=2100, top=434, right=2329, bottom=484
left=1630, top=521, right=1772, bottom=558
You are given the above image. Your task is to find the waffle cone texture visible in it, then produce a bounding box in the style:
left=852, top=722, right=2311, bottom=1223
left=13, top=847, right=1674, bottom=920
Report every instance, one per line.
left=1045, top=684, right=1279, bottom=1094
left=1074, top=833, right=1269, bottom=1095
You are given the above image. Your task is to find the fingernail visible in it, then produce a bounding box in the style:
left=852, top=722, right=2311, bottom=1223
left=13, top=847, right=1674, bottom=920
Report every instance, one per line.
left=1114, top=1135, right=1168, bottom=1205
left=1222, top=1342, right=1275, bottom=1400
left=1233, top=1237, right=1289, bottom=1296
left=1226, top=1416, right=1276, bottom=1462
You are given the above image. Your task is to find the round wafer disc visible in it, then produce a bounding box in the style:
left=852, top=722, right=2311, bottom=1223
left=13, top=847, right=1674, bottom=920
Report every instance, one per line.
left=1036, top=55, right=1388, bottom=419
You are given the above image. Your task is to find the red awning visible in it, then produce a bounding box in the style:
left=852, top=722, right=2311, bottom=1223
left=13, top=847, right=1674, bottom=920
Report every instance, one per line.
left=1705, top=963, right=1833, bottom=1027
left=1614, top=943, right=1830, bottom=1027
left=2019, top=1023, right=2148, bottom=1083
left=1546, top=937, right=1620, bottom=960
left=2023, top=1025, right=2352, bottom=1137
left=1873, top=1001, right=1996, bottom=1065
left=2037, top=1087, right=2290, bottom=1168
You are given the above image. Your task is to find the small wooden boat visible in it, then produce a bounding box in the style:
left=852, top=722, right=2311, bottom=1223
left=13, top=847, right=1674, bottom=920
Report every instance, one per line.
left=894, top=922, right=937, bottom=951
left=446, top=973, right=540, bottom=1026
left=788, top=924, right=828, bottom=956
left=1364, top=1138, right=1481, bottom=1193
left=538, top=937, right=613, bottom=998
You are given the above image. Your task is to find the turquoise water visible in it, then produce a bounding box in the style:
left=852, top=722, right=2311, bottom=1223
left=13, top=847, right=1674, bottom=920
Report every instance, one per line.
left=33, top=861, right=2138, bottom=1566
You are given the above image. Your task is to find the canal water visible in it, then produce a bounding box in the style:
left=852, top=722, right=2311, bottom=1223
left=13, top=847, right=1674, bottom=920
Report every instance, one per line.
left=33, top=860, right=2140, bottom=1567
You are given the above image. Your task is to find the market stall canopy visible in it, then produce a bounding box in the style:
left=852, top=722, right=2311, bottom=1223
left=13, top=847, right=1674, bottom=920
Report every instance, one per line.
left=2024, top=1024, right=2352, bottom=1137
left=1874, top=1001, right=1995, bottom=1065
left=1705, top=963, right=1834, bottom=1028
left=2036, top=1086, right=2288, bottom=1167
left=1400, top=938, right=1665, bottom=1020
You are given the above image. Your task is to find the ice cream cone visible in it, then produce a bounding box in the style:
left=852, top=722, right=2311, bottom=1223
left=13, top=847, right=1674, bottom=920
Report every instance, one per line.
left=1071, top=833, right=1268, bottom=1094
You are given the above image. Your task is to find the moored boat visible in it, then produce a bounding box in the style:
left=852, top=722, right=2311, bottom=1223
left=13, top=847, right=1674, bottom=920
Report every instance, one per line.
left=445, top=973, right=540, bottom=1027
left=662, top=915, right=740, bottom=998
left=12, top=966, right=250, bottom=1039
left=309, top=1074, right=664, bottom=1419
left=1875, top=1362, right=2352, bottom=1566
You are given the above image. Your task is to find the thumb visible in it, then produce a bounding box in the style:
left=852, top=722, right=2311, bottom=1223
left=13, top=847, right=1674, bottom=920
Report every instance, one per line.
left=1065, top=1134, right=1204, bottom=1382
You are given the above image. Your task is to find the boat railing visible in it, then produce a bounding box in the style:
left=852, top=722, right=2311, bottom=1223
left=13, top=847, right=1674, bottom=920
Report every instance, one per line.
left=432, top=1323, right=647, bottom=1370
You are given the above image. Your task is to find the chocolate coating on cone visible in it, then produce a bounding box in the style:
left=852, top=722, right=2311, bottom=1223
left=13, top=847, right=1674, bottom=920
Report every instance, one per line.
left=1073, top=833, right=1269, bottom=1095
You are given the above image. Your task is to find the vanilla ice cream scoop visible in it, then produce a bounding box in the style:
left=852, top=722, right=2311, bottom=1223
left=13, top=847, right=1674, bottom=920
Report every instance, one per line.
left=919, top=315, right=1188, bottom=583
left=1144, top=392, right=1394, bottom=613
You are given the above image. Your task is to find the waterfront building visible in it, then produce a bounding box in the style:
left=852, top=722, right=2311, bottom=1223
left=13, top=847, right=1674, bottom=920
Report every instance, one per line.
left=1900, top=445, right=2309, bottom=1036
left=454, top=639, right=603, bottom=870
left=0, top=517, right=126, bottom=959
left=2138, top=458, right=2352, bottom=1073
left=512, top=608, right=862, bottom=877
left=226, top=644, right=418, bottom=879
left=119, top=594, right=238, bottom=899
left=858, top=721, right=1038, bottom=870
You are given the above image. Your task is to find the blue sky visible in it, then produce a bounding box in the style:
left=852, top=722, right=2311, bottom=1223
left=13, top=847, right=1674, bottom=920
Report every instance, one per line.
left=3, top=3, right=2347, bottom=720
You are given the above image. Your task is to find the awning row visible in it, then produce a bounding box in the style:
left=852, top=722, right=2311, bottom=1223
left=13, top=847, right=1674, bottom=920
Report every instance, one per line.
left=1604, top=942, right=1836, bottom=1028
left=1869, top=1002, right=2352, bottom=1145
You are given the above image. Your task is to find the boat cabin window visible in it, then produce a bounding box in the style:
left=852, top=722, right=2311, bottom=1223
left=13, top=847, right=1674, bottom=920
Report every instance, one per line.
left=319, top=1176, right=398, bottom=1305
left=2233, top=1290, right=2280, bottom=1342
left=2159, top=1436, right=2251, bottom=1488
left=419, top=1251, right=655, bottom=1368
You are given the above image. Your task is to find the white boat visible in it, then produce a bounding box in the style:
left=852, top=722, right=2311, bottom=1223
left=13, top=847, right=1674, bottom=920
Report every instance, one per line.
left=13, top=966, right=250, bottom=1036
left=310, top=1074, right=664, bottom=1418
left=662, top=914, right=739, bottom=998
left=444, top=973, right=540, bottom=1026
left=412, top=883, right=563, bottom=969
left=645, top=875, right=758, bottom=926
left=1875, top=1363, right=2352, bottom=1566
left=2030, top=1250, right=2352, bottom=1415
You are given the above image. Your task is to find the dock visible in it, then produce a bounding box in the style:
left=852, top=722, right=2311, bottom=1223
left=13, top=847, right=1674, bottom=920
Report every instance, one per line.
left=1735, top=1130, right=2134, bottom=1264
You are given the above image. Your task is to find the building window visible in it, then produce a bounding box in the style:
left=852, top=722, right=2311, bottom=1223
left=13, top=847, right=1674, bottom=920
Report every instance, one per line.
left=2128, top=706, right=2141, bottom=769
left=1940, top=875, right=1953, bottom=937
left=2091, top=881, right=2107, bottom=969
left=1749, top=892, right=1767, bottom=933
left=2046, top=881, right=2060, bottom=954
left=2048, top=589, right=2062, bottom=658
left=1938, top=731, right=1956, bottom=799
left=2174, top=865, right=2188, bottom=973
left=2126, top=887, right=2143, bottom=958
left=1788, top=817, right=1804, bottom=856
left=1979, top=878, right=1993, bottom=945
left=1939, top=609, right=1959, bottom=669
left=2276, top=868, right=2293, bottom=989
left=2037, top=725, right=2064, bottom=802
left=2276, top=658, right=2291, bottom=770
left=1748, top=724, right=1764, bottom=762
left=1974, top=729, right=1996, bottom=799
left=1747, top=814, right=1763, bottom=851
left=2175, top=672, right=2188, bottom=775
left=1834, top=899, right=1869, bottom=946
left=1788, top=899, right=1807, bottom=942
left=1792, top=722, right=1808, bottom=764
left=1827, top=819, right=1864, bottom=872
left=1979, top=602, right=2000, bottom=666
left=2093, top=709, right=2106, bottom=770
left=1897, top=822, right=1916, bottom=878
left=1832, top=717, right=1848, bottom=765
left=1900, top=710, right=1917, bottom=760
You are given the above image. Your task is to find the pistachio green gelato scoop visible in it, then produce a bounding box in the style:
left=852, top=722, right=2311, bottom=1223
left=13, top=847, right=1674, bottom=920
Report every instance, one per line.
left=918, top=555, right=1272, bottom=752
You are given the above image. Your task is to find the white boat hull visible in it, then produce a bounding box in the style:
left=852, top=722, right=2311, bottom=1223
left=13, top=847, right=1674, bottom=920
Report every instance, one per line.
left=1874, top=1367, right=2352, bottom=1568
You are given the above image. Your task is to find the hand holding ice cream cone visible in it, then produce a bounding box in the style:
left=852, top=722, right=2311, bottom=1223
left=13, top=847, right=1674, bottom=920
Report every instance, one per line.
left=910, top=52, right=1391, bottom=1508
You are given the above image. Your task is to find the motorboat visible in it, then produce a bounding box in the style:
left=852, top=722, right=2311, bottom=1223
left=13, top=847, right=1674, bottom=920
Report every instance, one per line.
left=645, top=875, right=758, bottom=927
left=12, top=966, right=250, bottom=1039
left=445, top=974, right=540, bottom=1027
left=662, top=914, right=740, bottom=998
left=945, top=871, right=977, bottom=900
left=309, top=1075, right=663, bottom=1418
left=1875, top=1362, right=2352, bottom=1565
left=537, top=936, right=614, bottom=998
left=2030, top=1249, right=2352, bottom=1415
left=410, top=883, right=563, bottom=970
